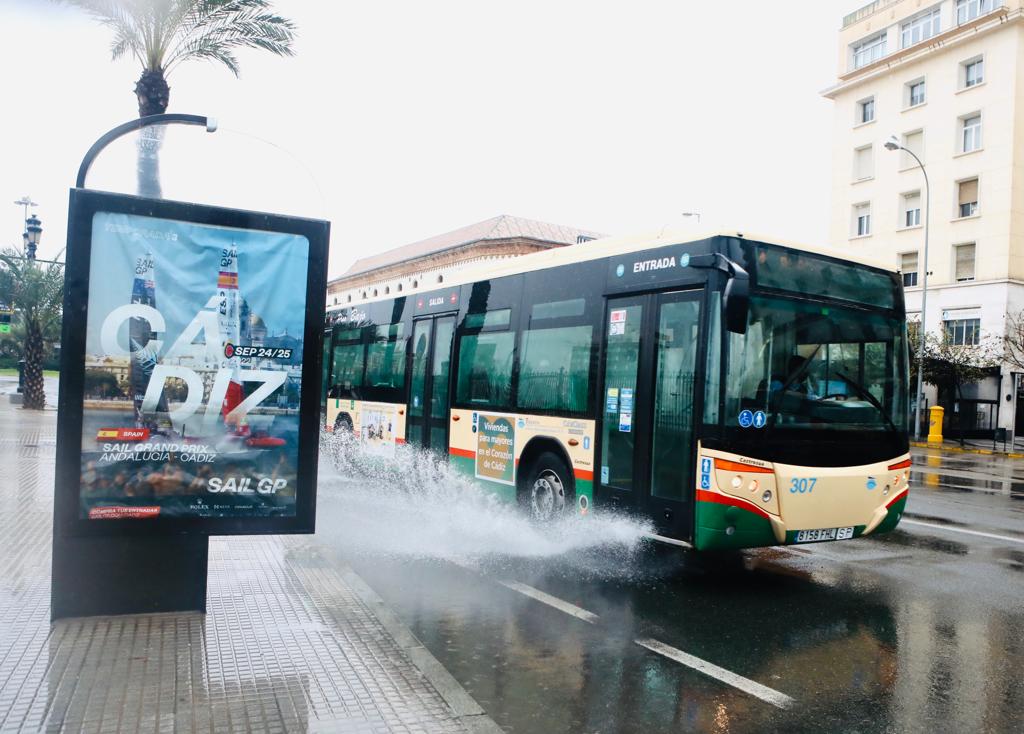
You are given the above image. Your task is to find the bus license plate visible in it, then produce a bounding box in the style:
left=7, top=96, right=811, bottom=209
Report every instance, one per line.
left=796, top=526, right=854, bottom=543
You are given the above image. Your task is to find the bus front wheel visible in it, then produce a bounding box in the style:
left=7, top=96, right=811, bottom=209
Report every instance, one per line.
left=520, top=452, right=574, bottom=522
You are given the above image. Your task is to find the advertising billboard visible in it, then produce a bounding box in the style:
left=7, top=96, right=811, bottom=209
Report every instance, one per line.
left=55, top=190, right=328, bottom=535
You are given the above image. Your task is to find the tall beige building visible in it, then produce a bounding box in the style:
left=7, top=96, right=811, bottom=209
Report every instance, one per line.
left=824, top=0, right=1024, bottom=436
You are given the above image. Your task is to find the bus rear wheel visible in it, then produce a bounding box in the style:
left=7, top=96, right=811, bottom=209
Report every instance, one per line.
left=521, top=452, right=574, bottom=522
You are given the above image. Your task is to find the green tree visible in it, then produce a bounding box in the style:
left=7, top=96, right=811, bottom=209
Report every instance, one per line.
left=0, top=252, right=64, bottom=410
left=920, top=326, right=1000, bottom=446
left=61, top=0, right=296, bottom=197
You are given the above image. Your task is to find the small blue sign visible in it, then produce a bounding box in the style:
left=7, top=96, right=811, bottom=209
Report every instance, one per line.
left=700, top=475, right=711, bottom=489
left=517, top=418, right=525, bottom=428
left=738, top=409, right=754, bottom=428
left=616, top=264, right=625, bottom=277
left=583, top=436, right=591, bottom=450
left=701, top=457, right=712, bottom=474
left=601, top=466, right=610, bottom=484
left=866, top=477, right=877, bottom=490
left=620, top=388, right=634, bottom=413
left=679, top=252, right=691, bottom=268
left=753, top=410, right=767, bottom=429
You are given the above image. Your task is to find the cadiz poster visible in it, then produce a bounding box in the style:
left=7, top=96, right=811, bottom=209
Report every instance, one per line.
left=78, top=211, right=310, bottom=521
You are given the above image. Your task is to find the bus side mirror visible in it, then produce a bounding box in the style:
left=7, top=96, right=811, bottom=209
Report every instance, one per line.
left=724, top=265, right=749, bottom=335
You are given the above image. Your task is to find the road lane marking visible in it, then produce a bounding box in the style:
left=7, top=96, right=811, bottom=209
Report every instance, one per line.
left=902, top=519, right=1024, bottom=546
left=498, top=580, right=600, bottom=624
left=499, top=580, right=797, bottom=709
left=635, top=638, right=795, bottom=710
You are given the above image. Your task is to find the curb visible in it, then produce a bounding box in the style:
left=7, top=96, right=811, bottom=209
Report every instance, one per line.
left=910, top=441, right=1024, bottom=459
left=338, top=566, right=505, bottom=734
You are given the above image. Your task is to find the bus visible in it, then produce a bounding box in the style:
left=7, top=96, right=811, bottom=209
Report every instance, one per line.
left=323, top=231, right=910, bottom=550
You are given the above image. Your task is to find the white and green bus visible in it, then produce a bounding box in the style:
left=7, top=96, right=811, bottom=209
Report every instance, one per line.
left=324, top=231, right=911, bottom=550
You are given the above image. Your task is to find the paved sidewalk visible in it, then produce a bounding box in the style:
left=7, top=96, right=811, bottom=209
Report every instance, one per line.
left=0, top=403, right=500, bottom=733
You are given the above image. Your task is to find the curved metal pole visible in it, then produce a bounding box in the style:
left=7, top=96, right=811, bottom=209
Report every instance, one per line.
left=75, top=113, right=217, bottom=189
left=901, top=145, right=930, bottom=442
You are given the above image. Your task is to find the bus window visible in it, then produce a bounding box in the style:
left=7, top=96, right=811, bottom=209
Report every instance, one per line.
left=530, top=298, right=586, bottom=322
left=464, top=309, right=511, bottom=330
left=331, top=342, right=365, bottom=396
left=365, top=323, right=407, bottom=388
left=704, top=292, right=722, bottom=424
left=456, top=331, right=514, bottom=407
left=517, top=325, right=592, bottom=413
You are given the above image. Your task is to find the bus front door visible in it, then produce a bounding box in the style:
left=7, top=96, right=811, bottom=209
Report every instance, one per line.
left=408, top=315, right=456, bottom=451
left=598, top=291, right=701, bottom=540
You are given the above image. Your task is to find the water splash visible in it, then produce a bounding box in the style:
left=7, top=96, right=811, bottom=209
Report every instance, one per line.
left=317, top=431, right=654, bottom=565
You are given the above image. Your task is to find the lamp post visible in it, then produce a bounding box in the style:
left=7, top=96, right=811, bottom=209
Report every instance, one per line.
left=885, top=135, right=929, bottom=441
left=682, top=211, right=701, bottom=224
left=24, top=213, right=42, bottom=260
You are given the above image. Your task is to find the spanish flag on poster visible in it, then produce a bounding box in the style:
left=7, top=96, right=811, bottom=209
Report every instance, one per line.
left=217, top=270, right=238, bottom=289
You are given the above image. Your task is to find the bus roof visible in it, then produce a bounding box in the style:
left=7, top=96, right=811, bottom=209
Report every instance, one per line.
left=327, top=228, right=896, bottom=312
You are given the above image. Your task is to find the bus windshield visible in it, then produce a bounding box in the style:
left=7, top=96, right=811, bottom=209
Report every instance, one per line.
left=724, top=295, right=908, bottom=438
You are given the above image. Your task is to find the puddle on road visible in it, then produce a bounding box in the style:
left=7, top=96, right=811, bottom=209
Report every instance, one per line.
left=316, top=432, right=654, bottom=569
left=870, top=529, right=969, bottom=555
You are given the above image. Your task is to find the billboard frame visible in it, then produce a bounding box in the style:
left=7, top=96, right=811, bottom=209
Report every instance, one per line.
left=54, top=188, right=329, bottom=537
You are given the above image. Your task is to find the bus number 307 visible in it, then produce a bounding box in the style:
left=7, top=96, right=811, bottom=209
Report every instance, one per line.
left=790, top=478, right=817, bottom=494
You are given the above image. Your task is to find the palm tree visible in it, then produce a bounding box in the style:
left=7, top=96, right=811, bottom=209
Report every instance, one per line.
left=61, top=0, right=296, bottom=197
left=0, top=251, right=64, bottom=410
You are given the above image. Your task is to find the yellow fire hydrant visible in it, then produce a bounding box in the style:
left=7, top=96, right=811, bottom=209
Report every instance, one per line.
left=927, top=405, right=944, bottom=444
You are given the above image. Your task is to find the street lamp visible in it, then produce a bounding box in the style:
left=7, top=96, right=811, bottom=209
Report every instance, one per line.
left=24, top=213, right=42, bottom=260
left=885, top=134, right=930, bottom=441
left=682, top=211, right=701, bottom=224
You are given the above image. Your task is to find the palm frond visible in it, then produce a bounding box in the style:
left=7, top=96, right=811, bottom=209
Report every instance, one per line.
left=59, top=0, right=296, bottom=77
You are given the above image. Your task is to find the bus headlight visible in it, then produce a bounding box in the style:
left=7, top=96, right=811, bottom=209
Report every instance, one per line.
left=731, top=475, right=742, bottom=489
left=748, top=479, right=759, bottom=492
left=761, top=489, right=772, bottom=503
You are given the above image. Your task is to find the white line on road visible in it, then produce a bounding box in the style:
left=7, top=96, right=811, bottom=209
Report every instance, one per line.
left=635, top=638, right=795, bottom=710
left=902, top=519, right=1024, bottom=546
left=498, top=580, right=600, bottom=624
left=499, top=579, right=796, bottom=709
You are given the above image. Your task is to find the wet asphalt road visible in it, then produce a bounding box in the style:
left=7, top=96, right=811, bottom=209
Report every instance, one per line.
left=324, top=447, right=1024, bottom=733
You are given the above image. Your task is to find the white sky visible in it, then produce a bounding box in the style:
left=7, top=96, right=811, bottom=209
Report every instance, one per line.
left=1, top=0, right=864, bottom=278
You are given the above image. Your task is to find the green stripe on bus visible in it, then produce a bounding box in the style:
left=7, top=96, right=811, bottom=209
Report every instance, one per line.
left=694, top=498, right=777, bottom=551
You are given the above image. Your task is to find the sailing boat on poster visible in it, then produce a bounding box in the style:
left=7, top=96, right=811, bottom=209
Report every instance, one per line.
left=216, top=244, right=286, bottom=451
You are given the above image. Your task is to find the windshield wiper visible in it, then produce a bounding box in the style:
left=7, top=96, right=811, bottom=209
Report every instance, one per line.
left=834, top=370, right=900, bottom=435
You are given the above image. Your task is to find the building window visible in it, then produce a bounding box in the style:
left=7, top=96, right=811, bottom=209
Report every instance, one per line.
left=954, top=243, right=976, bottom=282
left=902, top=7, right=941, bottom=48
left=901, top=129, right=924, bottom=168
left=853, top=32, right=887, bottom=69
left=944, top=317, right=980, bottom=346
left=958, top=178, right=979, bottom=217
left=858, top=97, right=875, bottom=124
left=957, top=0, right=995, bottom=25
left=853, top=145, right=874, bottom=180
left=902, top=191, right=922, bottom=228
left=900, top=252, right=919, bottom=287
left=962, top=57, right=985, bottom=88
left=437, top=274, right=444, bottom=283
left=961, top=114, right=982, bottom=152
left=412, top=279, right=419, bottom=288
left=347, top=295, right=352, bottom=303
left=853, top=203, right=872, bottom=237
left=907, top=79, right=926, bottom=107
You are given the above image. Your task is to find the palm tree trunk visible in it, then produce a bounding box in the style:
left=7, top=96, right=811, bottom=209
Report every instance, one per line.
left=22, top=321, right=45, bottom=411
left=134, top=68, right=171, bottom=199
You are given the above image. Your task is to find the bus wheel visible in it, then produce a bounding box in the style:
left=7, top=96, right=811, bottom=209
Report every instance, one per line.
left=522, top=452, right=574, bottom=522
